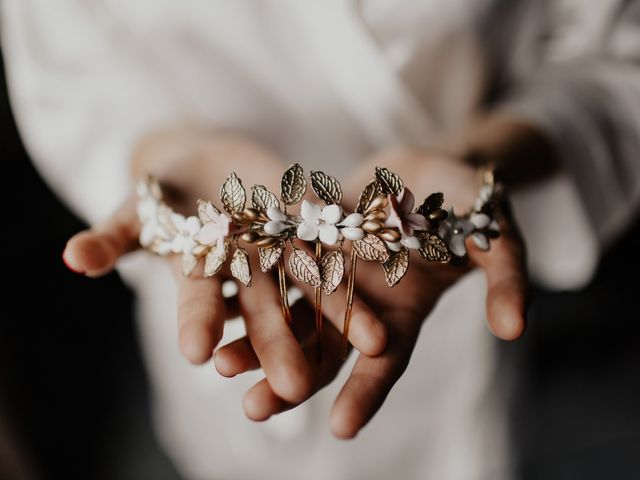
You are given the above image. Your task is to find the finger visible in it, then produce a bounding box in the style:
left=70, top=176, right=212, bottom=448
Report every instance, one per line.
left=63, top=193, right=140, bottom=277
left=172, top=257, right=226, bottom=364
left=240, top=272, right=313, bottom=403
left=243, top=321, right=345, bottom=421
left=330, top=310, right=420, bottom=439
left=470, top=209, right=529, bottom=341
left=214, top=336, right=260, bottom=377
left=215, top=299, right=314, bottom=377
left=290, top=249, right=387, bottom=356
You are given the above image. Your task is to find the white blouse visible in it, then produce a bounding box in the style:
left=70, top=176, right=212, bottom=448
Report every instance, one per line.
left=3, top=1, right=639, bottom=479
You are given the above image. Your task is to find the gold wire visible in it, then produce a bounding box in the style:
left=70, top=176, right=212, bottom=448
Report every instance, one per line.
left=314, top=241, right=323, bottom=362
left=277, top=255, right=291, bottom=324
left=341, top=251, right=358, bottom=359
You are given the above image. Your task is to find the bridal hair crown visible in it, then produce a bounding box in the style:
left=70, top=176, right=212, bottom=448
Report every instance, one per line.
left=137, top=164, right=502, bottom=358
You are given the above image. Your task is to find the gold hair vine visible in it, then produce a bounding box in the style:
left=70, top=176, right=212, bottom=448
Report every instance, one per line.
left=137, top=165, right=502, bottom=359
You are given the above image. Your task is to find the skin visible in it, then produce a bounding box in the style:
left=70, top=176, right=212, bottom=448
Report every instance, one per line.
left=62, top=116, right=555, bottom=439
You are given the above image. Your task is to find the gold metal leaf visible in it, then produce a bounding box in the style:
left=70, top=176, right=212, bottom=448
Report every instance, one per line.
left=415, top=192, right=444, bottom=216
left=197, top=199, right=221, bottom=224
left=251, top=185, right=280, bottom=212
left=220, top=172, right=246, bottom=214
left=230, top=248, right=252, bottom=286
left=288, top=248, right=321, bottom=287
left=382, top=248, right=409, bottom=287
left=320, top=249, right=345, bottom=295
left=417, top=232, right=451, bottom=263
left=357, top=180, right=382, bottom=213
left=182, top=254, right=198, bottom=277
left=258, top=243, right=284, bottom=272
left=352, top=234, right=390, bottom=262
left=281, top=163, right=307, bottom=205
left=375, top=167, right=404, bottom=196
left=310, top=170, right=343, bottom=204
left=204, top=242, right=229, bottom=277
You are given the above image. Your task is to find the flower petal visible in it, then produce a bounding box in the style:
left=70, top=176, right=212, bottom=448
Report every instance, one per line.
left=471, top=232, right=489, bottom=251
left=450, top=234, right=467, bottom=257
left=195, top=223, right=220, bottom=245
left=185, top=216, right=202, bottom=235
left=301, top=200, right=321, bottom=222
left=320, top=204, right=342, bottom=225
left=386, top=241, right=402, bottom=252
left=400, top=235, right=421, bottom=250
left=399, top=187, right=415, bottom=215
left=319, top=224, right=339, bottom=245
left=171, top=236, right=184, bottom=254
left=405, top=213, right=429, bottom=232
left=297, top=221, right=319, bottom=241
left=155, top=241, right=173, bottom=255
left=341, top=227, right=365, bottom=240
left=340, top=213, right=363, bottom=228
left=267, top=207, right=287, bottom=222
left=140, top=224, right=156, bottom=247
left=264, top=220, right=288, bottom=235
left=470, top=213, right=490, bottom=229
left=171, top=213, right=186, bottom=229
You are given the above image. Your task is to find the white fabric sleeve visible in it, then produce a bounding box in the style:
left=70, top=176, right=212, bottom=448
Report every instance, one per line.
left=499, top=0, right=640, bottom=289
left=1, top=0, right=175, bottom=225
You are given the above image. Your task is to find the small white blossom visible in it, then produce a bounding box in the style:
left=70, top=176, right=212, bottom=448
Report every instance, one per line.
left=297, top=200, right=343, bottom=245
left=170, top=214, right=202, bottom=255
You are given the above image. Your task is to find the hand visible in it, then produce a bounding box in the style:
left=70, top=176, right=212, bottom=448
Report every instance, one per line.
left=215, top=147, right=529, bottom=438
left=62, top=130, right=387, bottom=407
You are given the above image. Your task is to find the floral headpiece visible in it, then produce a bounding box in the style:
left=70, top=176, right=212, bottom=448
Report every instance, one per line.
left=137, top=165, right=501, bottom=358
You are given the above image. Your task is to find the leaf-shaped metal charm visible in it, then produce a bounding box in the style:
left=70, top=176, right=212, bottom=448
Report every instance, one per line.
left=375, top=167, right=404, bottom=196
left=353, top=234, right=390, bottom=262
left=197, top=199, right=221, bottom=224
left=230, top=248, right=252, bottom=286
left=281, top=163, right=307, bottom=205
left=320, top=249, right=344, bottom=295
left=182, top=254, right=199, bottom=277
left=157, top=204, right=177, bottom=236
left=204, top=242, right=228, bottom=277
left=258, top=243, right=284, bottom=272
left=289, top=248, right=321, bottom=287
left=417, top=232, right=451, bottom=263
left=310, top=171, right=343, bottom=205
left=251, top=185, right=280, bottom=212
left=220, top=172, right=246, bottom=214
left=416, top=192, right=444, bottom=215
left=357, top=180, right=382, bottom=213
left=382, top=248, right=409, bottom=287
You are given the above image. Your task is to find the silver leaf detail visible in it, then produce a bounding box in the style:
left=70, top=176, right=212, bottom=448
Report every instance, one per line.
left=320, top=249, right=344, bottom=295
left=230, top=248, right=252, bottom=286
left=220, top=172, right=246, bottom=214
left=288, top=248, right=321, bottom=287
left=310, top=170, right=343, bottom=205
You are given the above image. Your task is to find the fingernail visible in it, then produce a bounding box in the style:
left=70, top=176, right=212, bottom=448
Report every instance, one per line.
left=62, top=251, right=86, bottom=275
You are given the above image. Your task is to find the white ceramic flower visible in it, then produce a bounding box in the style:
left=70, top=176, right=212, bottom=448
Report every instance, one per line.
left=195, top=204, right=231, bottom=256
left=297, top=200, right=343, bottom=245
left=136, top=180, right=170, bottom=249
left=170, top=214, right=202, bottom=255
left=439, top=210, right=493, bottom=257
left=385, top=187, right=428, bottom=250
left=263, top=207, right=292, bottom=235
left=338, top=212, right=365, bottom=241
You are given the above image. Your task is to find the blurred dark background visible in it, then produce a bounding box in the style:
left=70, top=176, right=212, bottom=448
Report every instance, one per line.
left=0, top=49, right=638, bottom=479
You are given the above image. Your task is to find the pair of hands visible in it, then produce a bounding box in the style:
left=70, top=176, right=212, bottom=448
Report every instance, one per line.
left=62, top=132, right=528, bottom=439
